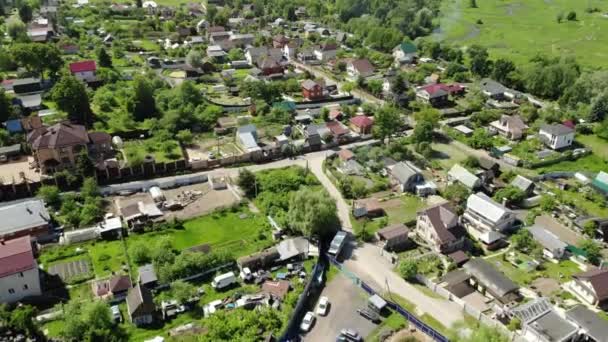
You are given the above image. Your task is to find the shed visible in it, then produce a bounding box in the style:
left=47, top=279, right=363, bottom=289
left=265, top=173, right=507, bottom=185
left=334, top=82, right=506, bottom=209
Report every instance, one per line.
left=149, top=186, right=165, bottom=202
left=463, top=258, right=519, bottom=303
left=376, top=224, right=409, bottom=251
left=0, top=144, right=21, bottom=158
left=276, top=237, right=309, bottom=261
left=368, top=294, right=387, bottom=312
left=448, top=164, right=481, bottom=189
left=138, top=264, right=158, bottom=289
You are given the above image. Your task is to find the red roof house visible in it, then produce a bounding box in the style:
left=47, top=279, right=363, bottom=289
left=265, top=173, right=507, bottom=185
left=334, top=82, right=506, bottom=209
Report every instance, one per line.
left=69, top=60, right=97, bottom=73
left=0, top=236, right=36, bottom=278
left=349, top=115, right=374, bottom=135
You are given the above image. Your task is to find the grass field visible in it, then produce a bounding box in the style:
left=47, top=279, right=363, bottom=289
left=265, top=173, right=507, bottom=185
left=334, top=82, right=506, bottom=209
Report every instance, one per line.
left=436, top=0, right=608, bottom=68
left=122, top=138, right=183, bottom=165
left=577, top=134, right=608, bottom=159
left=537, top=154, right=608, bottom=174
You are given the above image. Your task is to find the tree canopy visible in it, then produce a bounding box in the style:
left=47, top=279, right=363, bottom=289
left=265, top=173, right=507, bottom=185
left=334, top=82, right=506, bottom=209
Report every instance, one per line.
left=287, top=188, right=340, bottom=238
left=51, top=74, right=92, bottom=124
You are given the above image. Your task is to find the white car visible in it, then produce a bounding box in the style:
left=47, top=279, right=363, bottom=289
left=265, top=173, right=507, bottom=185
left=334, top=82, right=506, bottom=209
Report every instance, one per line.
left=316, top=296, right=329, bottom=316
left=300, top=311, right=315, bottom=332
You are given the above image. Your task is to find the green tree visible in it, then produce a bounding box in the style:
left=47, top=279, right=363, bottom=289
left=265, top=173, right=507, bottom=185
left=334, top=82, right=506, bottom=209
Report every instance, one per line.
left=127, top=76, right=156, bottom=121
left=97, top=48, right=112, bottom=68
left=507, top=317, right=521, bottom=331
left=9, top=305, right=38, bottom=337
left=373, top=105, right=401, bottom=143
left=17, top=2, right=32, bottom=23
left=492, top=58, right=516, bottom=85
left=176, top=129, right=194, bottom=145
left=237, top=168, right=257, bottom=198
left=412, top=121, right=434, bottom=143
left=228, top=48, right=244, bottom=61
left=287, top=188, right=340, bottom=238
left=51, top=74, right=92, bottom=123
left=539, top=195, right=557, bottom=212
left=11, top=43, right=63, bottom=79
left=186, top=49, right=204, bottom=68
left=511, top=229, right=538, bottom=252
left=81, top=177, right=100, bottom=198
left=0, top=89, right=13, bottom=122
left=75, top=150, right=95, bottom=177
left=468, top=44, right=491, bottom=77
left=6, top=16, right=27, bottom=40
left=398, top=259, right=418, bottom=280
left=579, top=239, right=601, bottom=265
left=62, top=301, right=125, bottom=341
left=566, top=11, right=577, bottom=21
left=171, top=280, right=197, bottom=304
left=443, top=183, right=470, bottom=206
left=583, top=221, right=597, bottom=238
left=129, top=242, right=151, bottom=265
left=37, top=185, right=61, bottom=209
left=493, top=186, right=525, bottom=205
left=589, top=92, right=608, bottom=122
left=468, top=128, right=493, bottom=150
left=469, top=0, right=477, bottom=8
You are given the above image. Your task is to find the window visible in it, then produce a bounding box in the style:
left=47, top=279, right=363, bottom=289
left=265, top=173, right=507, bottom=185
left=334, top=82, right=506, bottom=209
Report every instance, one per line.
left=23, top=284, right=28, bottom=290
left=8, top=289, right=14, bottom=294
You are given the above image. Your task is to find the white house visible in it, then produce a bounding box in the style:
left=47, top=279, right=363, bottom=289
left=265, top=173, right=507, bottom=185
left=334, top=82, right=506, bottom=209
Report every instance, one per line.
left=313, top=42, right=337, bottom=61
left=527, top=225, right=567, bottom=261
left=569, top=269, right=608, bottom=307
left=461, top=193, right=516, bottom=245
left=392, top=42, right=417, bottom=65
left=347, top=59, right=375, bottom=80
left=539, top=124, right=575, bottom=150
left=68, top=60, right=97, bottom=83
left=0, top=236, right=42, bottom=303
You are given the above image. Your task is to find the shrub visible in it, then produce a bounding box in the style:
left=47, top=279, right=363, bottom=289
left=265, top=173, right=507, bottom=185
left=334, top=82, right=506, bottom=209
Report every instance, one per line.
left=566, top=11, right=577, bottom=21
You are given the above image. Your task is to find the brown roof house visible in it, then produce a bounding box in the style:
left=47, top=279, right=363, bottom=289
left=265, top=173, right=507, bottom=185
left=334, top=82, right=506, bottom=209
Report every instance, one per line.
left=376, top=224, right=409, bottom=251
left=353, top=198, right=384, bottom=219
left=416, top=202, right=465, bottom=254
left=489, top=115, right=527, bottom=140
left=27, top=122, right=112, bottom=174
left=126, top=284, right=156, bottom=326
left=569, top=269, right=608, bottom=308
left=347, top=59, right=375, bottom=80
left=92, top=274, right=132, bottom=299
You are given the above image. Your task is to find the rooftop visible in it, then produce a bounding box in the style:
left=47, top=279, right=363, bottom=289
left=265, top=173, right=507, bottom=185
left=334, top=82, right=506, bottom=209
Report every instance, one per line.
left=0, top=235, right=36, bottom=278
left=0, top=199, right=50, bottom=237
left=463, top=258, right=519, bottom=298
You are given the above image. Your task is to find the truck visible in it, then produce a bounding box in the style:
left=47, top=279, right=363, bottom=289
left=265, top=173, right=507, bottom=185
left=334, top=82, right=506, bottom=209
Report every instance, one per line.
left=211, top=272, right=237, bottom=290
left=328, top=231, right=347, bottom=256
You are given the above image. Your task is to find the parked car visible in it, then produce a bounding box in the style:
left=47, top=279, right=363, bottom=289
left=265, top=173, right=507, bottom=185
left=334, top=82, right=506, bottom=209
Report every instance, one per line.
left=300, top=311, right=315, bottom=332
left=316, top=296, right=329, bottom=316
left=240, top=267, right=253, bottom=282
left=339, top=328, right=362, bottom=341
left=110, top=305, right=121, bottom=323
left=212, top=272, right=237, bottom=290
left=357, top=307, right=380, bottom=323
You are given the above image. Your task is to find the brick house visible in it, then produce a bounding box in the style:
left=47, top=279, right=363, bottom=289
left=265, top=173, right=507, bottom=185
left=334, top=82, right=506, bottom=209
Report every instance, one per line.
left=301, top=79, right=323, bottom=100
left=349, top=115, right=374, bottom=135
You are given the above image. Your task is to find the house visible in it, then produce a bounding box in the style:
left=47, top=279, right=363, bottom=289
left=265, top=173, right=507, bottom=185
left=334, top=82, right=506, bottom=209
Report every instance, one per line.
left=92, top=274, right=132, bottom=299
left=138, top=264, right=158, bottom=289
left=237, top=124, right=261, bottom=152
left=463, top=258, right=520, bottom=304
left=448, top=164, right=481, bottom=189
left=276, top=237, right=310, bottom=262
left=283, top=41, right=299, bottom=61
left=272, top=35, right=290, bottom=48
left=69, top=60, right=97, bottom=83
left=569, top=268, right=608, bottom=307
left=392, top=42, right=417, bottom=65
left=118, top=200, right=163, bottom=231
left=207, top=45, right=227, bottom=59
left=325, top=121, right=349, bottom=141
left=416, top=83, right=465, bottom=107
left=539, top=124, right=575, bottom=150
left=349, top=115, right=373, bottom=135
left=353, top=198, right=384, bottom=218
left=229, top=33, right=255, bottom=47
left=27, top=122, right=112, bottom=174
left=258, top=56, right=284, bottom=77
left=338, top=149, right=354, bottom=162
left=313, top=42, right=338, bottom=61
left=480, top=79, right=508, bottom=99
left=0, top=236, right=42, bottom=303
left=338, top=159, right=364, bottom=176
left=0, top=199, right=51, bottom=241
left=388, top=161, right=424, bottom=193
left=262, top=280, right=290, bottom=300
left=127, top=284, right=156, bottom=326
left=376, top=224, right=409, bottom=251
left=489, top=115, right=527, bottom=140
left=416, top=202, right=465, bottom=254
left=566, top=305, right=608, bottom=342
left=527, top=225, right=567, bottom=261
left=510, top=298, right=578, bottom=342
left=462, top=193, right=516, bottom=246
left=12, top=78, right=41, bottom=95
left=297, top=49, right=317, bottom=64
left=592, top=171, right=608, bottom=195
left=510, top=175, right=535, bottom=195
left=301, top=79, right=324, bottom=100
left=347, top=59, right=375, bottom=79
left=245, top=47, right=283, bottom=66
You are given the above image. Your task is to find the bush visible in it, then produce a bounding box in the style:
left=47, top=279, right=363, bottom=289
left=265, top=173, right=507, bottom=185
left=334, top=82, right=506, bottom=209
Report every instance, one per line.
left=566, top=11, right=577, bottom=21
left=398, top=259, right=418, bottom=280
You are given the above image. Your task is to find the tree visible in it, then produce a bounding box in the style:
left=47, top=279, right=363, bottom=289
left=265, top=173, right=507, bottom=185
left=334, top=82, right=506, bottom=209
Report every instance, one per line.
left=567, top=11, right=577, bottom=21
left=127, top=76, right=156, bottom=121
left=511, top=229, right=538, bottom=252
left=579, top=239, right=601, bottom=265
left=469, top=0, right=477, bottom=8
left=129, top=242, right=151, bottom=265
left=583, top=221, right=597, bottom=238
left=51, top=74, right=92, bottom=123
left=557, top=12, right=564, bottom=23
left=398, top=259, right=418, bottom=280
left=468, top=44, right=491, bottom=77
left=9, top=305, right=38, bottom=337
left=539, top=195, right=557, bottom=212
left=341, top=82, right=355, bottom=94
left=373, top=106, right=401, bottom=143
left=81, top=177, right=99, bottom=198
left=0, top=89, right=13, bottom=122
left=176, top=129, right=194, bottom=145
left=97, top=48, right=112, bottom=68
left=6, top=16, right=27, bottom=40
left=507, top=317, right=521, bottom=331
left=287, top=188, right=340, bottom=238
left=589, top=92, right=608, bottom=122
left=171, top=280, right=197, bottom=304
left=36, top=185, right=61, bottom=210
left=416, top=141, right=433, bottom=158
left=468, top=128, right=493, bottom=150
left=11, top=43, right=63, bottom=79
left=18, top=2, right=33, bottom=23
left=75, top=150, right=95, bottom=177
left=186, top=49, right=204, bottom=68
left=443, top=183, right=470, bottom=206
left=493, top=186, right=525, bottom=205
left=492, top=58, right=516, bottom=85
left=62, top=301, right=125, bottom=341
left=320, top=107, right=330, bottom=122
left=227, top=48, right=244, bottom=61
left=237, top=168, right=257, bottom=198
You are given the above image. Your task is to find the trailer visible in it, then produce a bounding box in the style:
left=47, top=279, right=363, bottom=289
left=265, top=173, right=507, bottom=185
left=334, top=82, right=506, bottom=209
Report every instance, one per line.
left=328, top=231, right=347, bottom=256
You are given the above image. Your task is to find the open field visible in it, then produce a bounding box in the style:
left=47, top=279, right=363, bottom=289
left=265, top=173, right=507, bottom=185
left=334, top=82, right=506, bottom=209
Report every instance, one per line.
left=436, top=0, right=608, bottom=68
left=577, top=134, right=608, bottom=159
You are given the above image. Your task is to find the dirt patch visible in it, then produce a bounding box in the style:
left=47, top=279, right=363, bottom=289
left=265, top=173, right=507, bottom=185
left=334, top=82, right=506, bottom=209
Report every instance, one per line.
left=388, top=328, right=433, bottom=342
left=163, top=183, right=239, bottom=220
left=531, top=277, right=560, bottom=296
left=0, top=156, right=41, bottom=183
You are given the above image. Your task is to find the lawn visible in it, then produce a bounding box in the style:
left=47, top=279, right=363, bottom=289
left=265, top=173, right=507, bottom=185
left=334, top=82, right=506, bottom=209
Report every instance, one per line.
left=122, top=138, right=183, bottom=165
left=384, top=194, right=427, bottom=225
left=486, top=252, right=582, bottom=287
left=538, top=154, right=608, bottom=174
left=577, top=134, right=608, bottom=159
left=431, top=142, right=469, bottom=170
left=436, top=0, right=608, bottom=68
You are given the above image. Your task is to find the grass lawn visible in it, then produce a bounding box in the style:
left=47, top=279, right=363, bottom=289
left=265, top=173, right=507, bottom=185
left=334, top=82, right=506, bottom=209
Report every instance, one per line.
left=122, top=138, right=183, bottom=165
left=486, top=252, right=582, bottom=286
left=577, top=134, right=608, bottom=159
left=384, top=194, right=427, bottom=225
left=431, top=142, right=469, bottom=170
left=537, top=154, right=608, bottom=174
left=436, top=0, right=608, bottom=68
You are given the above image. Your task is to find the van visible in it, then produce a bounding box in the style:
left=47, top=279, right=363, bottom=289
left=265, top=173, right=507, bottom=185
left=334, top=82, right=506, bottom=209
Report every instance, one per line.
left=211, top=272, right=237, bottom=290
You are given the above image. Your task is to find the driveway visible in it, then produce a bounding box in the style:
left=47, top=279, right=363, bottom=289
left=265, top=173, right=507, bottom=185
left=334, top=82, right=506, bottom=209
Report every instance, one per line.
left=343, top=243, right=465, bottom=328
left=303, top=273, right=377, bottom=341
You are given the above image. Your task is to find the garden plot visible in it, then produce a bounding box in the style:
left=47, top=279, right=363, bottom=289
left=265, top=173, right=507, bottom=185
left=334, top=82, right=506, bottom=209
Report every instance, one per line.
left=48, top=258, right=92, bottom=283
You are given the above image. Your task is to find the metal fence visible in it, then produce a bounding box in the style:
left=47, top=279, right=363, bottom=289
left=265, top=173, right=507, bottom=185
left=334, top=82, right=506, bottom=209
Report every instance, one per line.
left=327, top=256, right=450, bottom=342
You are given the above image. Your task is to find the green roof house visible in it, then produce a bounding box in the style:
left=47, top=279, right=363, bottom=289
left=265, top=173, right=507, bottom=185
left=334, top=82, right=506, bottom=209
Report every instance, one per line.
left=393, top=42, right=418, bottom=64
left=272, top=101, right=296, bottom=112
left=592, top=171, right=608, bottom=195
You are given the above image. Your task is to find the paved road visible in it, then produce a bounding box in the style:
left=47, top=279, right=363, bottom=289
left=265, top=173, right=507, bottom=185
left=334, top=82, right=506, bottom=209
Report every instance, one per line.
left=343, top=243, right=465, bottom=328
left=291, top=61, right=385, bottom=106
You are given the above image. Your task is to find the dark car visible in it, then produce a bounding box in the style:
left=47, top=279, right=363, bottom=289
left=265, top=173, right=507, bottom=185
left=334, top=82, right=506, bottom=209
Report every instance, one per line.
left=357, top=307, right=380, bottom=323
